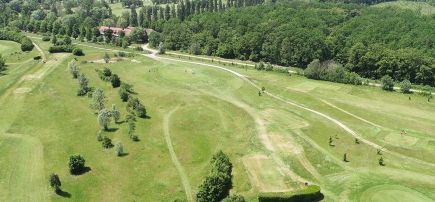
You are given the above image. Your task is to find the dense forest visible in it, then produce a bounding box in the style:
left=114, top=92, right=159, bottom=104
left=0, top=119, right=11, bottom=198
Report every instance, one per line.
left=0, top=0, right=433, bottom=86
left=150, top=2, right=434, bottom=86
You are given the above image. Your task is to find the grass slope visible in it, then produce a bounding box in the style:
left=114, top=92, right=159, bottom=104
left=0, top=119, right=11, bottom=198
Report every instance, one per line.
left=0, top=37, right=434, bottom=201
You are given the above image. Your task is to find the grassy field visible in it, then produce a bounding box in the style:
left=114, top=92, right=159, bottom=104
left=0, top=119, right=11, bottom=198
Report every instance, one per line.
left=374, top=1, right=435, bottom=15
left=0, top=37, right=434, bottom=202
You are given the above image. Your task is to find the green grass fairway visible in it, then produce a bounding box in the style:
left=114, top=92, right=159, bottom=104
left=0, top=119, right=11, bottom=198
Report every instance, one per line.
left=1, top=36, right=435, bottom=201
left=360, top=184, right=433, bottom=202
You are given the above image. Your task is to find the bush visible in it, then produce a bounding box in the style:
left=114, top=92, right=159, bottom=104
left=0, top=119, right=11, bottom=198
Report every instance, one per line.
left=33, top=56, right=42, bottom=60
left=381, top=75, right=394, bottom=91
left=258, top=185, right=323, bottom=202
left=115, top=142, right=124, bottom=156
left=73, top=48, right=84, bottom=56
left=102, top=136, right=113, bottom=148
left=69, top=155, right=86, bottom=175
left=305, top=60, right=362, bottom=85
left=126, top=97, right=147, bottom=118
left=49, top=173, right=62, bottom=193
left=111, top=74, right=121, bottom=88
left=400, top=79, right=412, bottom=94
left=42, top=36, right=51, bottom=41
left=48, top=45, right=74, bottom=53
left=119, top=88, right=129, bottom=102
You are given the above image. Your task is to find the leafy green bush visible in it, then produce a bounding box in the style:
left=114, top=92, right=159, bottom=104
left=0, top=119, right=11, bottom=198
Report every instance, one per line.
left=73, top=48, right=84, bottom=56
left=48, top=45, right=74, bottom=53
left=42, top=36, right=51, bottom=41
left=381, top=75, right=394, bottom=91
left=102, top=136, right=113, bottom=148
left=0, top=29, right=34, bottom=51
left=305, top=60, right=362, bottom=85
left=69, top=155, right=86, bottom=175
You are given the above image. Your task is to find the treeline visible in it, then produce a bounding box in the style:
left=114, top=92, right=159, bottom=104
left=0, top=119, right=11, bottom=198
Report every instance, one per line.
left=0, top=28, right=34, bottom=51
left=149, top=2, right=434, bottom=86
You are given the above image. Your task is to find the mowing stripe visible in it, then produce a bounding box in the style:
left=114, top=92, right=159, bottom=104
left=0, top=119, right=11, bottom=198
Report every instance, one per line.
left=163, top=106, right=193, bottom=202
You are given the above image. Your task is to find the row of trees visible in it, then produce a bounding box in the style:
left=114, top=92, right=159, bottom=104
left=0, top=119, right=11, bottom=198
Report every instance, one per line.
left=0, top=28, right=34, bottom=51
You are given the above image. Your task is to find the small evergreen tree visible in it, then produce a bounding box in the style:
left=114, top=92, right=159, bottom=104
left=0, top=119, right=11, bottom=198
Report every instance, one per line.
left=379, top=157, right=385, bottom=166
left=49, top=173, right=62, bottom=193
left=69, top=59, right=79, bottom=79
left=111, top=74, right=121, bottom=88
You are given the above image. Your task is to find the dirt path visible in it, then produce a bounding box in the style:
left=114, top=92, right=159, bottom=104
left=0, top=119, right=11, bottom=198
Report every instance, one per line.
left=320, top=99, right=384, bottom=129
left=163, top=106, right=193, bottom=202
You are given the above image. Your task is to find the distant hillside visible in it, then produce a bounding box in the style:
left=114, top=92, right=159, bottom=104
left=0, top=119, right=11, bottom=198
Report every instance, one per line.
left=373, top=1, right=435, bottom=15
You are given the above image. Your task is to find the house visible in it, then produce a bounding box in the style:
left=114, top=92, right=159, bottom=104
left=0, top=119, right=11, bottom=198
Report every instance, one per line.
left=98, top=26, right=154, bottom=37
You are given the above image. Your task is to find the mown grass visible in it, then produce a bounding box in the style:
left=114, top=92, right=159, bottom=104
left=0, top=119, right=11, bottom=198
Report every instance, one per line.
left=1, top=36, right=434, bottom=201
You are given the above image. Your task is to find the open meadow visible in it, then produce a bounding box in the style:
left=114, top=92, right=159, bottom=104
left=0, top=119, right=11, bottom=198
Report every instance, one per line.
left=0, top=37, right=434, bottom=201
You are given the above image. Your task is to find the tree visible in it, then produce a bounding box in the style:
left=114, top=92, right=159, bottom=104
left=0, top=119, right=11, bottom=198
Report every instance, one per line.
left=130, top=5, right=138, bottom=27
left=91, top=88, right=106, bottom=111
left=104, top=52, right=110, bottom=63
left=400, top=79, right=412, bottom=94
left=115, top=142, right=124, bottom=156
left=379, top=157, right=385, bottom=166
left=69, top=59, right=79, bottom=79
left=127, top=97, right=146, bottom=118
left=102, top=136, right=113, bottom=148
left=111, top=74, right=121, bottom=88
left=64, top=36, right=72, bottom=45
left=158, top=42, right=165, bottom=54
left=97, top=109, right=112, bottom=131
left=77, top=73, right=89, bottom=96
left=0, top=54, right=6, bottom=72
left=119, top=88, right=129, bottom=102
left=69, top=155, right=86, bottom=175
left=381, top=75, right=394, bottom=91
left=343, top=153, right=348, bottom=162
left=111, top=104, right=121, bottom=123
left=51, top=34, right=57, bottom=45
left=49, top=174, right=62, bottom=193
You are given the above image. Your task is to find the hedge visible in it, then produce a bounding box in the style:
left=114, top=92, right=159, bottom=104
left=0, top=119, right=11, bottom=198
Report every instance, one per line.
left=258, top=185, right=323, bottom=202
left=48, top=45, right=74, bottom=53
left=0, top=29, right=34, bottom=51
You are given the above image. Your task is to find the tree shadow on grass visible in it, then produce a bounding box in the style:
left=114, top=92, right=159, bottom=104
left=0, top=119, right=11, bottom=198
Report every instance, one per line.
left=105, top=128, right=119, bottom=132
left=118, top=152, right=129, bottom=157
left=56, top=190, right=71, bottom=198
left=71, top=167, right=91, bottom=176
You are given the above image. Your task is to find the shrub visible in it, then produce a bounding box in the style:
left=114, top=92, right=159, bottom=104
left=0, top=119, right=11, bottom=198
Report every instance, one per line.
left=222, top=195, right=246, bottom=202
left=126, top=97, right=147, bottom=118
left=305, top=59, right=362, bottom=85
left=119, top=88, right=129, bottom=102
left=33, top=55, right=42, bottom=60
left=69, top=155, right=86, bottom=175
left=135, top=46, right=143, bottom=51
left=48, top=45, right=74, bottom=53
left=0, top=54, right=5, bottom=72
left=400, top=79, right=412, bottom=94
left=73, top=48, right=84, bottom=56
left=96, top=130, right=103, bottom=141
left=102, top=136, right=113, bottom=148
left=111, top=74, right=121, bottom=88
left=381, top=75, right=394, bottom=91
left=42, top=36, right=51, bottom=41
left=115, top=142, right=124, bottom=156
left=49, top=173, right=62, bottom=193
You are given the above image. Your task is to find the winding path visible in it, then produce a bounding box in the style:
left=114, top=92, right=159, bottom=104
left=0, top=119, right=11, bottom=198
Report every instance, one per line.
left=163, top=106, right=193, bottom=202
